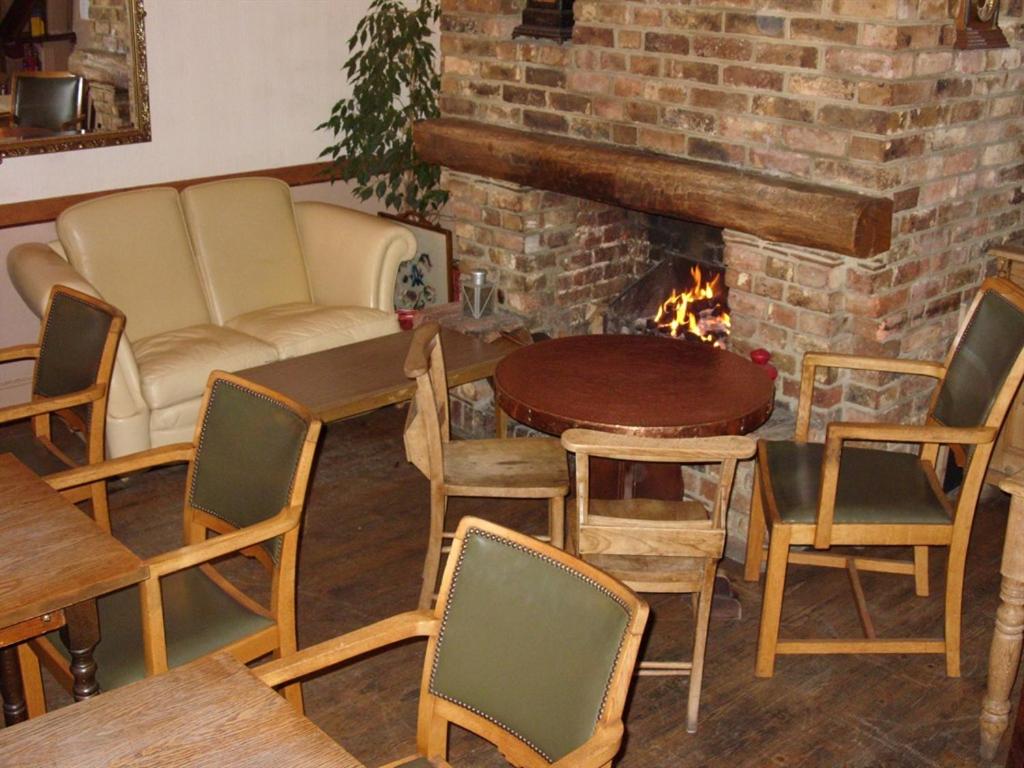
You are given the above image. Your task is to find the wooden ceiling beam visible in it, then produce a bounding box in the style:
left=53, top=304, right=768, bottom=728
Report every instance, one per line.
left=414, top=118, right=892, bottom=258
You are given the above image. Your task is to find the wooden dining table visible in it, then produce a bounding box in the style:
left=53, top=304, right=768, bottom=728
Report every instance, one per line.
left=495, top=334, right=774, bottom=498
left=0, top=454, right=147, bottom=725
left=0, top=653, right=365, bottom=767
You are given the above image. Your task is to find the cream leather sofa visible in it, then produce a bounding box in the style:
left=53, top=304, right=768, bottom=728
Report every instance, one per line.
left=8, top=177, right=416, bottom=457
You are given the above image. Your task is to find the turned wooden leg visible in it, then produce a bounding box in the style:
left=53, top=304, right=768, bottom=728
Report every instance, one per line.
left=980, top=494, right=1024, bottom=758
left=0, top=645, right=28, bottom=726
left=60, top=600, right=101, bottom=701
left=744, top=465, right=766, bottom=582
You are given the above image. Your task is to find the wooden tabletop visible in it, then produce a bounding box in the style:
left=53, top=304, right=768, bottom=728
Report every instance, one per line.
left=0, top=454, right=147, bottom=634
left=495, top=335, right=775, bottom=437
left=0, top=653, right=365, bottom=767
left=239, top=327, right=519, bottom=423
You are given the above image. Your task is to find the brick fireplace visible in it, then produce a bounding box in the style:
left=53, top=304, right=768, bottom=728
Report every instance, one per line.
left=424, top=0, right=1024, bottom=545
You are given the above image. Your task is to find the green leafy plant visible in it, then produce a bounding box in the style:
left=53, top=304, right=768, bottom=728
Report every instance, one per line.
left=319, top=0, right=447, bottom=217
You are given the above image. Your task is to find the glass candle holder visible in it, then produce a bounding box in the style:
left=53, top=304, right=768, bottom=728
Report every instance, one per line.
left=461, top=268, right=495, bottom=319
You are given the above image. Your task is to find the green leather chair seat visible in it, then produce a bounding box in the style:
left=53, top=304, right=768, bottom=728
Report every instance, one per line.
left=47, top=567, right=273, bottom=691
left=0, top=431, right=69, bottom=477
left=763, top=441, right=951, bottom=526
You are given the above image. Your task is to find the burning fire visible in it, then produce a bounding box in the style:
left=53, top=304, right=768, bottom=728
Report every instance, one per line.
left=653, top=265, right=731, bottom=348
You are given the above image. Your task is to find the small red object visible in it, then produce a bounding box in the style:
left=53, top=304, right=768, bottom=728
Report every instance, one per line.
left=750, top=348, right=771, bottom=366
left=397, top=309, right=417, bottom=331
left=763, top=363, right=778, bottom=381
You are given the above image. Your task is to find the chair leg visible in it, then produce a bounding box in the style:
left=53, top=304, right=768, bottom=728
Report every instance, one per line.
left=744, top=465, right=766, bottom=582
left=91, top=480, right=111, bottom=533
left=945, top=539, right=970, bottom=678
left=419, top=487, right=448, bottom=611
left=687, top=562, right=718, bottom=733
left=914, top=545, right=929, bottom=597
left=548, top=495, right=565, bottom=550
left=16, top=644, right=46, bottom=718
left=755, top=524, right=791, bottom=678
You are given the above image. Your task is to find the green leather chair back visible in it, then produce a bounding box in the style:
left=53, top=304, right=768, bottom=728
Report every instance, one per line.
left=429, top=525, right=633, bottom=762
left=933, top=287, right=1024, bottom=429
left=33, top=288, right=115, bottom=400
left=188, top=377, right=310, bottom=562
left=13, top=74, right=83, bottom=130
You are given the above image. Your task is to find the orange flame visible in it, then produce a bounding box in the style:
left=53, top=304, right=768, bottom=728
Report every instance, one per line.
left=653, top=265, right=731, bottom=347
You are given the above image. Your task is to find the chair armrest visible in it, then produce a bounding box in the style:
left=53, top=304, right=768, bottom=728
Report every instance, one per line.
left=144, top=511, right=299, bottom=578
left=796, top=352, right=946, bottom=440
left=550, top=722, right=624, bottom=767
left=254, top=610, right=438, bottom=688
left=561, top=429, right=756, bottom=462
left=44, top=443, right=194, bottom=491
left=811, top=421, right=995, bottom=549
left=0, top=384, right=104, bottom=425
left=0, top=344, right=39, bottom=364
left=825, top=421, right=997, bottom=447
left=295, top=201, right=417, bottom=310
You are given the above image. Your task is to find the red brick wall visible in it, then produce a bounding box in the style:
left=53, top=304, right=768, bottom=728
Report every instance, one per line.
left=439, top=0, right=1024, bottom=422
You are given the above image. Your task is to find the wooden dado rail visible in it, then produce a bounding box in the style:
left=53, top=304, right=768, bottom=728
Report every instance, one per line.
left=414, top=118, right=893, bottom=258
left=0, top=162, right=333, bottom=229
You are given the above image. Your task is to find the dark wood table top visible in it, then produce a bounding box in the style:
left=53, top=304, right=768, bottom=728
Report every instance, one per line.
left=239, top=327, right=518, bottom=423
left=0, top=454, right=147, bottom=636
left=0, top=653, right=365, bottom=767
left=495, top=334, right=775, bottom=437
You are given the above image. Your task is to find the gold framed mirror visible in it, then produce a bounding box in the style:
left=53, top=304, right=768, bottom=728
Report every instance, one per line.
left=0, top=0, right=150, bottom=159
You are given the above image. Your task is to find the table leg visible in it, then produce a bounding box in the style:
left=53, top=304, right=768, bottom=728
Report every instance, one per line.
left=981, top=494, right=1024, bottom=759
left=0, top=645, right=28, bottom=726
left=60, top=601, right=101, bottom=702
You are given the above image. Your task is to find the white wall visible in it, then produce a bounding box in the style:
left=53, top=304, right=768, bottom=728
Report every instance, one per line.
left=0, top=0, right=376, bottom=403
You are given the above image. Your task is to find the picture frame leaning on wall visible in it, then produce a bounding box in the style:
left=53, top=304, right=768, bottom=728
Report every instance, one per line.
left=379, top=211, right=454, bottom=310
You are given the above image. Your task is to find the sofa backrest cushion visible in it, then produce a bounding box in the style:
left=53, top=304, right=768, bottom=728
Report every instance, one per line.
left=181, top=177, right=312, bottom=325
left=57, top=187, right=211, bottom=342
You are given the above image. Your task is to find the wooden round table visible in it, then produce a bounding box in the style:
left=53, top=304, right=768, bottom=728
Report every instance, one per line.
left=494, top=334, right=774, bottom=440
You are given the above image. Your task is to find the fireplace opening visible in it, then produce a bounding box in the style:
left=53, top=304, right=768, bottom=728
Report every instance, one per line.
left=604, top=219, right=730, bottom=348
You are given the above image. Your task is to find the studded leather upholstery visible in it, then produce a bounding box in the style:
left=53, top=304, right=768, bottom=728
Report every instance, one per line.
left=430, top=527, right=631, bottom=762
left=189, top=377, right=310, bottom=562
left=34, top=289, right=114, bottom=399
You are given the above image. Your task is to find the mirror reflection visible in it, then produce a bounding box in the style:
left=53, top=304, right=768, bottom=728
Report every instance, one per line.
left=0, top=0, right=149, bottom=157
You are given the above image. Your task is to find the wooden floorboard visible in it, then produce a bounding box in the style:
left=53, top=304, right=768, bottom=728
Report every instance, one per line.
left=4, top=406, right=1016, bottom=766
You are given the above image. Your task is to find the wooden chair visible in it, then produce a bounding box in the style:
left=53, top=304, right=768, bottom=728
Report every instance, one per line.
left=404, top=323, right=569, bottom=610
left=0, top=285, right=124, bottom=531
left=743, top=277, right=1024, bottom=678
left=11, top=70, right=85, bottom=131
left=26, top=371, right=322, bottom=712
left=256, top=516, right=649, bottom=767
left=561, top=428, right=755, bottom=733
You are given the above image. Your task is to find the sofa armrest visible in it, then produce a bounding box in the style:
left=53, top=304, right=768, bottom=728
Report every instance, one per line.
left=294, top=201, right=417, bottom=311
left=7, top=242, right=99, bottom=316
left=7, top=242, right=151, bottom=455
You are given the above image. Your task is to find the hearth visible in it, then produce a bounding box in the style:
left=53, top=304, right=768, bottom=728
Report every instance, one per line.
left=605, top=219, right=730, bottom=347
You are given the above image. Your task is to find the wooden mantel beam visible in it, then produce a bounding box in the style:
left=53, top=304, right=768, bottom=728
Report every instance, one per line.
left=414, top=118, right=892, bottom=258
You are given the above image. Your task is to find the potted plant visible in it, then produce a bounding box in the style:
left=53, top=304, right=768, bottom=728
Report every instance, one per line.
left=319, top=0, right=447, bottom=218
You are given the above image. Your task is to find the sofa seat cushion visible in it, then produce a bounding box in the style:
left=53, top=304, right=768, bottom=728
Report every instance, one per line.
left=226, top=302, right=399, bottom=358
left=134, top=324, right=277, bottom=409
